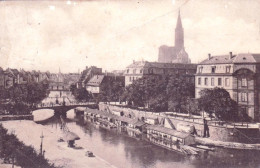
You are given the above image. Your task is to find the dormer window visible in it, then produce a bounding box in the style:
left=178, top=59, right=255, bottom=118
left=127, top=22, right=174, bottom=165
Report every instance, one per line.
left=127, top=69, right=129, bottom=74
left=226, top=66, right=231, bottom=73
left=211, top=66, right=216, bottom=73
left=199, top=67, right=203, bottom=73
left=149, top=68, right=154, bottom=74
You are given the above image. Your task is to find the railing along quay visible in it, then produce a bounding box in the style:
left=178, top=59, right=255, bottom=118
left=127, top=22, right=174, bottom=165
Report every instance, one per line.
left=167, top=114, right=259, bottom=129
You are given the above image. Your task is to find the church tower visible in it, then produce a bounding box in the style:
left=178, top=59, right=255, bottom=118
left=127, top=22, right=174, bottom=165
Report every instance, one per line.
left=175, top=10, right=184, bottom=50
left=158, top=10, right=190, bottom=64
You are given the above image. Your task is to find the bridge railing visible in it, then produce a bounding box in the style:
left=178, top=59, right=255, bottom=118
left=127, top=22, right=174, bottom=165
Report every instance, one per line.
left=36, top=101, right=95, bottom=108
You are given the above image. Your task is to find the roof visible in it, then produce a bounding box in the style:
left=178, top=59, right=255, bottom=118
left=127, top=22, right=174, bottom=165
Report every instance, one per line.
left=199, top=53, right=260, bottom=65
left=126, top=61, right=197, bottom=69
left=85, top=108, right=145, bottom=126
left=200, top=55, right=235, bottom=64
left=86, top=75, right=105, bottom=86
left=85, top=108, right=118, bottom=119
left=146, top=125, right=190, bottom=139
left=233, top=53, right=260, bottom=63
left=116, top=116, right=134, bottom=123
left=63, top=131, right=80, bottom=141
left=133, top=120, right=146, bottom=127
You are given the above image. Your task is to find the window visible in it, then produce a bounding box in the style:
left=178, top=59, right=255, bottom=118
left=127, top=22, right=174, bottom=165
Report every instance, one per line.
left=149, top=68, right=154, bottom=74
left=204, top=78, right=208, bottom=86
left=140, top=69, right=143, bottom=73
left=198, top=78, right=201, bottom=85
left=242, top=78, right=247, bottom=87
left=241, top=92, right=247, bottom=102
left=199, top=67, right=203, bottom=73
left=133, top=69, right=136, bottom=74
left=211, top=78, right=214, bottom=86
left=218, top=78, right=222, bottom=86
left=127, top=69, right=129, bottom=73
left=211, top=66, right=216, bottom=73
left=225, top=78, right=230, bottom=87
left=129, top=77, right=132, bottom=81
left=226, top=66, right=231, bottom=73
left=163, top=69, right=166, bottom=74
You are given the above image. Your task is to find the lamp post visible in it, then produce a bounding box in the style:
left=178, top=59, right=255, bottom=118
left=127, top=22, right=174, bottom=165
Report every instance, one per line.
left=40, top=132, right=44, bottom=156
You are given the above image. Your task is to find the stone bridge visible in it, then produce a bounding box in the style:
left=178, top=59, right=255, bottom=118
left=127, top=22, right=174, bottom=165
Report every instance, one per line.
left=34, top=102, right=97, bottom=116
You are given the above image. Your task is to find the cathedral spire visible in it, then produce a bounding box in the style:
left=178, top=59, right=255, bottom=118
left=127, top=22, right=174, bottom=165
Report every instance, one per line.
left=176, top=9, right=183, bottom=29
left=175, top=9, right=184, bottom=50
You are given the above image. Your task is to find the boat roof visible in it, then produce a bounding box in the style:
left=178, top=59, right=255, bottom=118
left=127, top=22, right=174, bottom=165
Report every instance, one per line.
left=85, top=108, right=145, bottom=126
left=147, top=125, right=191, bottom=139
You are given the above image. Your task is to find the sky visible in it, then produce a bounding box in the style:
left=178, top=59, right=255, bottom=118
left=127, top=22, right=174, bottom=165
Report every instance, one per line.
left=0, top=0, right=259, bottom=73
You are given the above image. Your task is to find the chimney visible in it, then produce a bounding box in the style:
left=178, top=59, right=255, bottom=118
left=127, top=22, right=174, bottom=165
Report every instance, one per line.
left=229, top=52, right=232, bottom=59
left=208, top=53, right=211, bottom=60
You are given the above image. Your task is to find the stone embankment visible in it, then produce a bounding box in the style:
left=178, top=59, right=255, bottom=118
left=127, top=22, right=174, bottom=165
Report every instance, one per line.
left=99, top=103, right=260, bottom=144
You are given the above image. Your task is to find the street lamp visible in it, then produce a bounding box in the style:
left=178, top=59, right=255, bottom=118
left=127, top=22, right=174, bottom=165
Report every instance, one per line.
left=40, top=132, right=44, bottom=156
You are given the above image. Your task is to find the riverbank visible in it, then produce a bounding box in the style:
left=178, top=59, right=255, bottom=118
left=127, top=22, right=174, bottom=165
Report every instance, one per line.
left=1, top=120, right=116, bottom=168
left=0, top=115, right=33, bottom=121
left=0, top=123, right=54, bottom=168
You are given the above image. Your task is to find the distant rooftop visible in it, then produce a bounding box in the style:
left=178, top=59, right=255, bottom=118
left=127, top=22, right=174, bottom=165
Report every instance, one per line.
left=126, top=61, right=197, bottom=69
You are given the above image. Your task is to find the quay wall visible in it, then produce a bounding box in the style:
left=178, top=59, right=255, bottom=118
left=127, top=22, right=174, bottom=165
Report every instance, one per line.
left=166, top=117, right=260, bottom=143
left=99, top=104, right=260, bottom=143
left=0, top=115, right=33, bottom=121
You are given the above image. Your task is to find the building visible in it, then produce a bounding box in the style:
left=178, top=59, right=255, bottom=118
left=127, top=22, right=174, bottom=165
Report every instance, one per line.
left=77, top=66, right=102, bottom=88
left=86, top=74, right=125, bottom=94
left=0, top=67, right=4, bottom=87
left=3, top=68, right=19, bottom=88
left=195, top=52, right=260, bottom=121
left=124, top=60, right=197, bottom=86
left=158, top=11, right=191, bottom=64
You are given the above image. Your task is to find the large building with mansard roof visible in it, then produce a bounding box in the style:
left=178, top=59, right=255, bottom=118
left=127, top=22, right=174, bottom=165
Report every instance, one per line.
left=124, top=60, right=197, bottom=86
left=195, top=52, right=260, bottom=121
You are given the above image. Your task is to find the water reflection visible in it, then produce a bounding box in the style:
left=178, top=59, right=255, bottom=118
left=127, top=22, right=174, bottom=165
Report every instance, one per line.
left=43, top=114, right=260, bottom=168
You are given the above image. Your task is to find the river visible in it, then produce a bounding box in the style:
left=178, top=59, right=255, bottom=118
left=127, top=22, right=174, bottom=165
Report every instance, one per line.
left=43, top=110, right=260, bottom=168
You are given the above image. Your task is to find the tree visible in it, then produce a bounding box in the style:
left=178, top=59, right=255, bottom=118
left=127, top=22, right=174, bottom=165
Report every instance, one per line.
left=167, top=75, right=195, bottom=113
left=70, top=84, right=91, bottom=102
left=198, top=87, right=239, bottom=121
left=121, top=75, right=169, bottom=111
left=25, top=82, right=49, bottom=107
left=121, top=76, right=160, bottom=108
left=121, top=75, right=194, bottom=112
left=0, top=82, right=49, bottom=114
left=96, top=77, right=125, bottom=103
left=183, top=98, right=199, bottom=116
left=121, top=80, right=145, bottom=107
